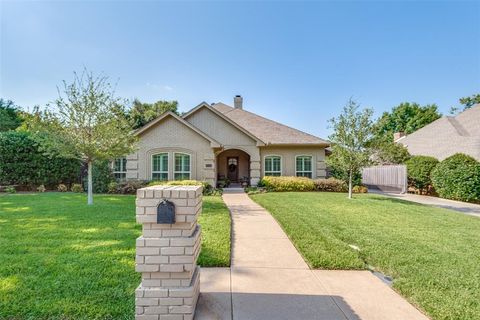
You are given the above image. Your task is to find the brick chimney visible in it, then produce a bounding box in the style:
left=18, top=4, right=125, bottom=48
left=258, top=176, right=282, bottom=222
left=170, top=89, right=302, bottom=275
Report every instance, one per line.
left=234, top=95, right=243, bottom=109
left=393, top=131, right=406, bottom=142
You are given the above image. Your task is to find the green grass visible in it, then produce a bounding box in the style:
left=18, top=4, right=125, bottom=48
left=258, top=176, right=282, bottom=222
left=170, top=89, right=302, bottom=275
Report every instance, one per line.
left=250, top=192, right=480, bottom=320
left=0, top=193, right=230, bottom=320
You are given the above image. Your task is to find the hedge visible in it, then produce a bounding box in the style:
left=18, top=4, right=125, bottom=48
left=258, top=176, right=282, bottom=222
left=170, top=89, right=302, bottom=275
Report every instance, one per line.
left=0, top=131, right=80, bottom=188
left=260, top=176, right=315, bottom=192
left=405, top=155, right=439, bottom=194
left=431, top=153, right=480, bottom=202
left=313, top=178, right=347, bottom=192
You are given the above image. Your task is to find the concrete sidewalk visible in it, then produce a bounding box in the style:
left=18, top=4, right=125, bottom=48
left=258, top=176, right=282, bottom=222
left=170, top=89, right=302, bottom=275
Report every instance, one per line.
left=375, top=192, right=480, bottom=218
left=196, top=191, right=429, bottom=320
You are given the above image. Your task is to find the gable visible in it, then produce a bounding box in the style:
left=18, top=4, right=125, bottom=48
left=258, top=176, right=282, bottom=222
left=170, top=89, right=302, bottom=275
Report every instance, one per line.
left=185, top=106, right=258, bottom=146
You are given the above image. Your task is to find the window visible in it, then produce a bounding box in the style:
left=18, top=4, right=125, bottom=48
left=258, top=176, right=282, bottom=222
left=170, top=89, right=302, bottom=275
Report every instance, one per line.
left=296, top=156, right=313, bottom=178
left=113, top=157, right=127, bottom=181
left=174, top=153, right=191, bottom=180
left=264, top=156, right=281, bottom=176
left=152, top=153, right=168, bottom=181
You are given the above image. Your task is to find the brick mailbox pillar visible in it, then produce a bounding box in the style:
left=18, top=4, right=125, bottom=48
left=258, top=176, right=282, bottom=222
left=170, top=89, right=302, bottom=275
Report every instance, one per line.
left=135, top=185, right=202, bottom=320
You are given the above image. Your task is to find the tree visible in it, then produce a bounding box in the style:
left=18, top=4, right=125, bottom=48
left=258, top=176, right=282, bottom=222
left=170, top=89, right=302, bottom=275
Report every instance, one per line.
left=327, top=99, right=374, bottom=199
left=0, top=99, right=23, bottom=131
left=374, top=102, right=441, bottom=140
left=450, top=93, right=480, bottom=114
left=28, top=70, right=137, bottom=204
left=370, top=140, right=411, bottom=165
left=129, top=99, right=178, bottom=129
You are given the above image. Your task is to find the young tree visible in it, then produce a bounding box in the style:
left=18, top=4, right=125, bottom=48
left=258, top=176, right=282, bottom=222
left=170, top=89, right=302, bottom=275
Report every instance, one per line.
left=327, top=99, right=374, bottom=199
left=29, top=70, right=137, bottom=205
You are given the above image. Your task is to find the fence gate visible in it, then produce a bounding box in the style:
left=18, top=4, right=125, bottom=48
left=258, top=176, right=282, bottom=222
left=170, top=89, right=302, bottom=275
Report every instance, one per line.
left=362, top=165, right=407, bottom=194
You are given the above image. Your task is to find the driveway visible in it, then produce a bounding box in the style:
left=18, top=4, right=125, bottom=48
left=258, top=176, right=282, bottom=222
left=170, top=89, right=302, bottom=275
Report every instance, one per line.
left=375, top=192, right=480, bottom=217
left=195, top=190, right=429, bottom=320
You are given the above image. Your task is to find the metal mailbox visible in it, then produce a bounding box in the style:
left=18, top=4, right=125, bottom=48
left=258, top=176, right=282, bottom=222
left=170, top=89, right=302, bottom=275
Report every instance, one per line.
left=157, top=199, right=175, bottom=224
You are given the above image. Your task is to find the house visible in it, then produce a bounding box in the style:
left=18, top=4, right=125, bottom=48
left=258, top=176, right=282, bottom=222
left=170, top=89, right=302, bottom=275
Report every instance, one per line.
left=114, top=96, right=329, bottom=186
left=395, top=104, right=480, bottom=161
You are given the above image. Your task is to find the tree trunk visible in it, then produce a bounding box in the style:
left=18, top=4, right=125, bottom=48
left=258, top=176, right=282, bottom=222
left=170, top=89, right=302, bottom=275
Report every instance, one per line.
left=87, top=160, right=93, bottom=205
left=348, top=170, right=353, bottom=199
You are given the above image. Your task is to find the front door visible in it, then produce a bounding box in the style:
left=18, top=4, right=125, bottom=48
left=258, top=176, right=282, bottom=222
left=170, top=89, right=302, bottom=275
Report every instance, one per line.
left=227, top=157, right=239, bottom=182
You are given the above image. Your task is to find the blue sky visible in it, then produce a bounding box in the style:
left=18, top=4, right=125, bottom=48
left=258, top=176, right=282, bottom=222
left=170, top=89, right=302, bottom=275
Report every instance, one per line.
left=1, top=1, right=479, bottom=138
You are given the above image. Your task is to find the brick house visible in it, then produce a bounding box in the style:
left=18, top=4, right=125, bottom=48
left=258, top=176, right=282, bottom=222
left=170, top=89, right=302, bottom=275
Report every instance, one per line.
left=395, top=104, right=480, bottom=161
left=113, top=96, right=329, bottom=186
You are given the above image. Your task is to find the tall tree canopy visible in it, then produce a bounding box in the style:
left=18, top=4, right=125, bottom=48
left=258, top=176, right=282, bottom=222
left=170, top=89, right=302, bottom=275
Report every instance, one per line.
left=450, top=93, right=480, bottom=114
left=0, top=99, right=23, bottom=131
left=327, top=99, right=374, bottom=199
left=374, top=102, right=441, bottom=140
left=28, top=70, right=137, bottom=205
left=129, top=99, right=178, bottom=129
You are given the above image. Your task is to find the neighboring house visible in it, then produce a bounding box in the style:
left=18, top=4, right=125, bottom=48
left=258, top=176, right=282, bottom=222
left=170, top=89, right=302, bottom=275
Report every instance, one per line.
left=395, top=104, right=480, bottom=161
left=116, top=96, right=329, bottom=186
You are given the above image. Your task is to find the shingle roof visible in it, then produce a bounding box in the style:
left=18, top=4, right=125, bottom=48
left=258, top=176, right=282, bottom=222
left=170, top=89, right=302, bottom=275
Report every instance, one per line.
left=211, top=102, right=329, bottom=146
left=398, top=104, right=480, bottom=160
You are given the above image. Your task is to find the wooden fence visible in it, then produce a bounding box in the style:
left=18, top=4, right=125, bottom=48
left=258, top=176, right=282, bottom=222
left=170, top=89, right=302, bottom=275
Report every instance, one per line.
left=362, top=165, right=407, bottom=193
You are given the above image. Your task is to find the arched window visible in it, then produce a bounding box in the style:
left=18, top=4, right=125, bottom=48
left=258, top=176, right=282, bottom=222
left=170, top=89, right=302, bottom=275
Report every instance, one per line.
left=264, top=156, right=281, bottom=176
left=296, top=155, right=313, bottom=178
left=113, top=157, right=127, bottom=181
left=174, top=153, right=191, bottom=180
left=152, top=153, right=168, bottom=181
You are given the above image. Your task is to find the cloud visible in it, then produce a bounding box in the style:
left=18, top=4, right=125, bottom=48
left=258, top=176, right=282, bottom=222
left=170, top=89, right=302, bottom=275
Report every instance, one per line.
left=146, top=83, right=174, bottom=92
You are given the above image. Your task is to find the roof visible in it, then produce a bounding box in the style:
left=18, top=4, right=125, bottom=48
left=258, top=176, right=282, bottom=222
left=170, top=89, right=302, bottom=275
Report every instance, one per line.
left=134, top=111, right=221, bottom=148
left=398, top=104, right=480, bottom=160
left=210, top=102, right=329, bottom=146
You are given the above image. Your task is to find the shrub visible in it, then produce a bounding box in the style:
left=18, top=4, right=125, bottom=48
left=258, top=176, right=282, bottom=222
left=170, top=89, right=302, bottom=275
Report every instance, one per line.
left=313, top=178, right=347, bottom=192
left=107, top=181, right=119, bottom=194
left=352, top=185, right=368, bottom=193
left=83, top=160, right=114, bottom=193
left=37, top=185, right=46, bottom=193
left=431, top=153, right=480, bottom=202
left=71, top=184, right=83, bottom=193
left=326, top=163, right=362, bottom=187
left=108, top=180, right=148, bottom=194
left=57, top=184, right=68, bottom=192
left=5, top=186, right=16, bottom=194
left=260, top=176, right=315, bottom=192
left=0, top=131, right=80, bottom=188
left=405, top=156, right=439, bottom=194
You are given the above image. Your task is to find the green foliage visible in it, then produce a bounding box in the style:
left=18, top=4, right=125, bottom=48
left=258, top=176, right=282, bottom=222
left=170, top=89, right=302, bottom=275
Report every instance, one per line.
left=371, top=140, right=411, bottom=165
left=374, top=102, right=441, bottom=139
left=260, top=176, right=315, bottom=192
left=327, top=163, right=362, bottom=187
left=129, top=99, right=179, bottom=129
left=431, top=154, right=480, bottom=202
left=405, top=156, right=439, bottom=194
left=328, top=99, right=374, bottom=197
left=57, top=184, right=68, bottom=192
left=84, top=160, right=114, bottom=193
left=450, top=93, right=480, bottom=114
left=4, top=186, right=16, bottom=193
left=71, top=184, right=83, bottom=193
left=313, top=178, right=347, bottom=192
left=352, top=185, right=368, bottom=193
left=0, top=131, right=80, bottom=188
left=26, top=69, right=138, bottom=204
left=0, top=99, right=23, bottom=131
left=107, top=180, right=147, bottom=194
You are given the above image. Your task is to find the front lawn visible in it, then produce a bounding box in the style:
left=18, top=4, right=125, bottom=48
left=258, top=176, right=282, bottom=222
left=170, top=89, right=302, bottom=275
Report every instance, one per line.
left=0, top=193, right=230, bottom=320
left=250, top=192, right=480, bottom=320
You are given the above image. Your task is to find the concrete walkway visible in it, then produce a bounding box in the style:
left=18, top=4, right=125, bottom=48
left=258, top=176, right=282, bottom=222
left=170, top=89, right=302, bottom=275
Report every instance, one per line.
left=196, top=191, right=429, bottom=320
left=376, top=192, right=480, bottom=218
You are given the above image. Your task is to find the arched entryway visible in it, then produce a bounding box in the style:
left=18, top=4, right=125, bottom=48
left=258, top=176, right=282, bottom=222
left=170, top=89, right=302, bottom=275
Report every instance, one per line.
left=216, top=149, right=251, bottom=187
